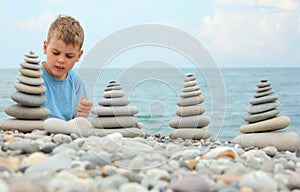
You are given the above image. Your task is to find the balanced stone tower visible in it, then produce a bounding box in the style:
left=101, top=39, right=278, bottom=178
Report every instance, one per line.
left=1, top=51, right=50, bottom=132
left=90, top=81, right=146, bottom=137
left=233, top=80, right=300, bottom=151
left=168, top=74, right=211, bottom=139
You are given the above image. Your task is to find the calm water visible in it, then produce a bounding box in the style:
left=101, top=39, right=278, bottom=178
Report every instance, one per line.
left=1, top=67, right=299, bottom=140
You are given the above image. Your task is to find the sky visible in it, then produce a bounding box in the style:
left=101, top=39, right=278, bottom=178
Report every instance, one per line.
left=0, top=0, right=299, bottom=68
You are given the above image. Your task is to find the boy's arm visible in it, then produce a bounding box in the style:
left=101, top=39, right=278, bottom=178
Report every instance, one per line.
left=77, top=96, right=93, bottom=118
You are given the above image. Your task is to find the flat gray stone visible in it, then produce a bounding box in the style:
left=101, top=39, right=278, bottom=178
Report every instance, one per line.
left=24, top=57, right=40, bottom=64
left=169, top=115, right=210, bottom=128
left=104, top=86, right=122, bottom=91
left=257, top=81, right=271, bottom=88
left=25, top=152, right=71, bottom=176
left=256, top=86, right=272, bottom=92
left=232, top=131, right=300, bottom=152
left=25, top=51, right=38, bottom=58
left=170, top=175, right=210, bottom=192
left=103, top=90, right=125, bottom=98
left=19, top=68, right=42, bottom=78
left=183, top=80, right=197, bottom=88
left=182, top=85, right=200, bottom=92
left=43, top=117, right=146, bottom=138
left=14, top=82, right=46, bottom=94
left=20, top=62, right=42, bottom=70
left=169, top=128, right=211, bottom=140
left=11, top=91, right=46, bottom=107
left=107, top=82, right=121, bottom=87
left=16, top=74, right=44, bottom=86
left=0, top=119, right=44, bottom=132
left=250, top=94, right=279, bottom=105
left=91, top=116, right=138, bottom=128
left=176, top=105, right=206, bottom=117
left=5, top=104, right=50, bottom=119
left=244, top=109, right=280, bottom=123
left=177, top=96, right=204, bottom=107
left=246, top=101, right=280, bottom=114
left=86, top=128, right=146, bottom=138
left=184, top=74, right=196, bottom=82
left=240, top=116, right=290, bottom=133
left=98, top=98, right=130, bottom=106
left=179, top=90, right=201, bottom=98
left=91, top=106, right=138, bottom=116
left=254, top=90, right=274, bottom=98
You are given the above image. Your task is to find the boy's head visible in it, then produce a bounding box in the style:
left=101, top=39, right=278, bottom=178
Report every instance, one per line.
left=47, top=15, right=84, bottom=49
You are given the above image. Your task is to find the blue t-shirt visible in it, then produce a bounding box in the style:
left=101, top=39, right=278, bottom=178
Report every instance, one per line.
left=42, top=66, right=88, bottom=120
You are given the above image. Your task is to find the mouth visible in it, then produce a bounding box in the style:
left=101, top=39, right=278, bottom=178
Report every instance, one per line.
left=55, top=66, right=65, bottom=70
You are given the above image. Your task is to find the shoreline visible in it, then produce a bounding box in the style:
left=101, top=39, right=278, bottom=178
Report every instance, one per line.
left=1, top=128, right=300, bottom=191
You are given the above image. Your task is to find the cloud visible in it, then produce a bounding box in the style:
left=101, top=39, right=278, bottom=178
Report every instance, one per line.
left=199, top=0, right=300, bottom=66
left=16, top=11, right=55, bottom=33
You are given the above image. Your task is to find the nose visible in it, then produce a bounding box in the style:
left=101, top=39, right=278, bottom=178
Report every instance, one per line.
left=58, top=57, right=65, bottom=64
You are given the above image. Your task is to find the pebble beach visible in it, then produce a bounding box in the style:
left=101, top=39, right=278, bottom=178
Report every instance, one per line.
left=1, top=129, right=300, bottom=192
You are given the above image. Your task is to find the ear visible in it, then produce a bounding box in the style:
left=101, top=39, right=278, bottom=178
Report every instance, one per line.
left=76, top=50, right=84, bottom=62
left=43, top=41, right=48, bottom=54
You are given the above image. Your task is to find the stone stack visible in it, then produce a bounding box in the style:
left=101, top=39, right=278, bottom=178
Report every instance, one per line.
left=168, top=74, right=211, bottom=139
left=90, top=81, right=146, bottom=137
left=233, top=80, right=300, bottom=151
left=1, top=51, right=50, bottom=132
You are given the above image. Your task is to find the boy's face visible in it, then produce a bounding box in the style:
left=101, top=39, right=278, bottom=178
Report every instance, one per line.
left=43, top=38, right=83, bottom=80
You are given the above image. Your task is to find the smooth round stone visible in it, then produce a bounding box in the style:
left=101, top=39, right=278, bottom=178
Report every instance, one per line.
left=44, top=117, right=92, bottom=135
left=180, top=90, right=201, bottom=98
left=184, top=74, right=196, bottom=82
left=16, top=74, right=44, bottom=86
left=170, top=175, right=210, bottom=192
left=91, top=116, right=138, bottom=128
left=20, top=62, right=42, bottom=70
left=107, top=82, right=121, bottom=87
left=250, top=94, right=279, bottom=105
left=25, top=51, right=38, bottom=58
left=183, top=80, right=197, bottom=88
left=246, top=101, right=280, bottom=114
left=182, top=85, right=200, bottom=92
left=256, top=86, right=271, bottom=92
left=169, top=115, right=210, bottom=128
left=244, top=109, right=280, bottom=123
left=232, top=131, right=300, bottom=152
left=11, top=92, right=46, bottom=107
left=104, top=86, right=122, bottom=91
left=257, top=81, right=271, bottom=88
left=91, top=106, right=138, bottom=116
left=98, top=98, right=130, bottom=106
left=169, top=128, right=211, bottom=139
left=14, top=82, right=46, bottom=94
left=86, top=128, right=146, bottom=138
left=176, top=105, right=206, bottom=117
left=24, top=57, right=40, bottom=64
left=103, top=90, right=125, bottom=98
left=240, top=116, right=290, bottom=133
left=19, top=68, right=43, bottom=78
left=177, top=96, right=204, bottom=107
left=0, top=119, right=44, bottom=132
left=5, top=104, right=50, bottom=119
left=254, top=90, right=274, bottom=98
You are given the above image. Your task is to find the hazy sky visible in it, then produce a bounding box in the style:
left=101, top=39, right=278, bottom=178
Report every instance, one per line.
left=0, top=0, right=299, bottom=68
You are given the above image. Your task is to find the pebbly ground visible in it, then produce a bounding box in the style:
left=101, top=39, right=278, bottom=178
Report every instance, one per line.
left=1, top=129, right=300, bottom=192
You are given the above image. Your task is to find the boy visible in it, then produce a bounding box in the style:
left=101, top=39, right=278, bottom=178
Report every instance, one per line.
left=42, top=15, right=93, bottom=120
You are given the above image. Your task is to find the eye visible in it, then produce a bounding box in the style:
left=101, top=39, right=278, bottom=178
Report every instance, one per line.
left=66, top=54, right=74, bottom=59
left=52, top=51, right=59, bottom=55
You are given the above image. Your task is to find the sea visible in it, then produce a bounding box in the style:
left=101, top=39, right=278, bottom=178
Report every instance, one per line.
left=0, top=67, right=299, bottom=141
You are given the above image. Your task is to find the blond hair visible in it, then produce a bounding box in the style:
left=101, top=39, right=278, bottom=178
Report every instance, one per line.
left=47, top=15, right=84, bottom=49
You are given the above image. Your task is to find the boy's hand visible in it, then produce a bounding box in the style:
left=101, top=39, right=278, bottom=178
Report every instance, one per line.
left=77, top=96, right=93, bottom=118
